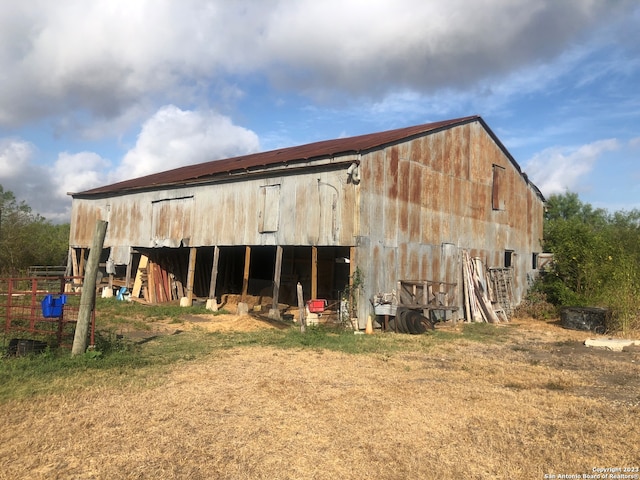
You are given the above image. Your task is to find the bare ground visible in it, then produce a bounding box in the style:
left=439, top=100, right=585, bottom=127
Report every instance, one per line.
left=0, top=316, right=638, bottom=480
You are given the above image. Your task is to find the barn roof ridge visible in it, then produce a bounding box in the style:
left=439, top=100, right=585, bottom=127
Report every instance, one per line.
left=73, top=115, right=540, bottom=198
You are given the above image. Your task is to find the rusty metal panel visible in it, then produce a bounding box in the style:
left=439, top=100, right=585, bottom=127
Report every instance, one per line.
left=397, top=155, right=410, bottom=236
left=383, top=149, right=398, bottom=247
left=70, top=165, right=360, bottom=249
left=442, top=128, right=454, bottom=177
left=78, top=116, right=480, bottom=196
left=408, top=162, right=422, bottom=243
left=151, top=196, right=194, bottom=247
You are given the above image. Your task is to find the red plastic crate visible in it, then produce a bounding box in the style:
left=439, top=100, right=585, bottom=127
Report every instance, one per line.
left=307, top=299, right=327, bottom=313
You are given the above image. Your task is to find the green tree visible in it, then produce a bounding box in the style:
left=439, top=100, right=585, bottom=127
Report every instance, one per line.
left=0, top=185, right=70, bottom=275
left=539, top=192, right=640, bottom=331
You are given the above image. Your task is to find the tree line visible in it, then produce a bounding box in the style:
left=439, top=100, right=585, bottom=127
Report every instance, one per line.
left=537, top=191, right=639, bottom=332
left=0, top=186, right=69, bottom=276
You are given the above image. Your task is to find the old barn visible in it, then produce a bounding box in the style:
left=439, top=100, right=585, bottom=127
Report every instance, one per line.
left=68, top=115, right=544, bottom=328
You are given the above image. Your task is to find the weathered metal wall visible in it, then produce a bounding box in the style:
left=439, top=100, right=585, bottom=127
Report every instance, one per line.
left=69, top=162, right=359, bottom=250
left=356, top=120, right=544, bottom=323
left=69, top=119, right=544, bottom=324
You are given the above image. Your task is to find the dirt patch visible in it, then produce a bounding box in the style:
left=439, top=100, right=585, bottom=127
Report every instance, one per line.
left=174, top=313, right=289, bottom=333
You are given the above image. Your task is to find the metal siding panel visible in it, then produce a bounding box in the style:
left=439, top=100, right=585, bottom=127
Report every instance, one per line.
left=408, top=162, right=422, bottom=243
left=384, top=149, right=398, bottom=247
left=398, top=155, right=410, bottom=236
left=443, top=129, right=454, bottom=177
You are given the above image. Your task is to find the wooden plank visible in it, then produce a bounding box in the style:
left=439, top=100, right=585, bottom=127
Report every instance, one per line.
left=79, top=248, right=86, bottom=278
left=161, top=264, right=170, bottom=302
left=297, top=282, right=306, bottom=333
left=131, top=255, right=148, bottom=298
left=71, top=247, right=80, bottom=287
left=272, top=245, right=283, bottom=312
left=186, top=247, right=197, bottom=303
left=311, top=246, right=318, bottom=299
left=124, top=250, right=132, bottom=290
left=209, top=246, right=220, bottom=299
left=147, top=258, right=157, bottom=304
left=241, top=246, right=251, bottom=300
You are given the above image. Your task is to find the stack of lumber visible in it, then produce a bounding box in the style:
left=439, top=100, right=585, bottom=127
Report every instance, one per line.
left=462, top=251, right=505, bottom=323
left=131, top=255, right=185, bottom=304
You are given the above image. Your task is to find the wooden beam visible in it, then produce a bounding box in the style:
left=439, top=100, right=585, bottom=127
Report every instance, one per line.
left=311, top=245, right=318, bottom=299
left=131, top=255, right=148, bottom=298
left=272, top=246, right=283, bottom=312
left=297, top=282, right=306, bottom=333
left=124, top=249, right=132, bottom=290
left=79, top=248, right=86, bottom=278
left=242, top=246, right=251, bottom=300
left=208, top=246, right=220, bottom=299
left=72, top=220, right=107, bottom=355
left=186, top=247, right=197, bottom=303
left=147, top=258, right=157, bottom=304
left=71, top=247, right=80, bottom=287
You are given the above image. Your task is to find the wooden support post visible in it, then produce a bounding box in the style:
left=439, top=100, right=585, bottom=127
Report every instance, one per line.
left=72, top=220, right=107, bottom=356
left=65, top=247, right=73, bottom=277
left=71, top=247, right=80, bottom=288
left=79, top=248, right=86, bottom=278
left=125, top=249, right=132, bottom=290
left=208, top=246, right=220, bottom=299
left=186, top=247, right=197, bottom=304
left=242, top=246, right=251, bottom=300
left=147, top=259, right=157, bottom=304
left=297, top=282, right=306, bottom=333
left=132, top=255, right=148, bottom=298
left=311, top=245, right=318, bottom=300
left=271, top=246, right=283, bottom=314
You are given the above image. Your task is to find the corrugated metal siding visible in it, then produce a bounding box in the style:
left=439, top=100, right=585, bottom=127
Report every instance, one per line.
left=76, top=117, right=480, bottom=196
left=70, top=167, right=359, bottom=249
left=355, top=119, right=544, bottom=320
left=69, top=116, right=545, bottom=322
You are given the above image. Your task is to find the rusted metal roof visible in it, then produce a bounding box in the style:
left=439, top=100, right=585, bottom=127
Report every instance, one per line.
left=74, top=115, right=538, bottom=197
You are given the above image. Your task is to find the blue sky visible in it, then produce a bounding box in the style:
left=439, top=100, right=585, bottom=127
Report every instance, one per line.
left=0, top=0, right=638, bottom=222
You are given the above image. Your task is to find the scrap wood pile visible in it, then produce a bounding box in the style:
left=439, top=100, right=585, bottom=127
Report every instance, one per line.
left=462, top=251, right=509, bottom=323
left=130, top=255, right=204, bottom=304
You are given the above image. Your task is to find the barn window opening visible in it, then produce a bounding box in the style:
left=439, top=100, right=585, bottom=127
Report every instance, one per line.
left=532, top=252, right=539, bottom=270
left=504, top=250, right=514, bottom=268
left=492, top=165, right=506, bottom=211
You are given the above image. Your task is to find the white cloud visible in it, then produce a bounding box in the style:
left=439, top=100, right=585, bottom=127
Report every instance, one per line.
left=0, top=138, right=33, bottom=178
left=52, top=152, right=111, bottom=197
left=0, top=138, right=63, bottom=220
left=523, top=139, right=619, bottom=197
left=0, top=0, right=633, bottom=129
left=114, top=105, right=260, bottom=181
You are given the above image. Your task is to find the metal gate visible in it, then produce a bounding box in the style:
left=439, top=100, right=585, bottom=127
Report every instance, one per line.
left=1, top=276, right=94, bottom=350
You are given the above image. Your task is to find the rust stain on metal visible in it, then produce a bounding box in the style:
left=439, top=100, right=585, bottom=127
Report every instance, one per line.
left=76, top=116, right=481, bottom=196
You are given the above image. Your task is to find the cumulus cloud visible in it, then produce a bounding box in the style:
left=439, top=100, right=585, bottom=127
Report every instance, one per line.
left=0, top=138, right=61, bottom=219
left=52, top=152, right=112, bottom=197
left=0, top=0, right=633, bottom=129
left=523, top=139, right=619, bottom=197
left=0, top=105, right=259, bottom=221
left=114, top=105, right=260, bottom=181
left=0, top=138, right=34, bottom=178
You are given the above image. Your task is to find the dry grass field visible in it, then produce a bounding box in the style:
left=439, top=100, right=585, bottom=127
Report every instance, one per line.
left=0, top=311, right=638, bottom=480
